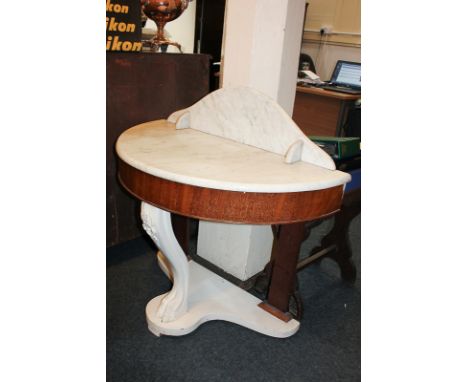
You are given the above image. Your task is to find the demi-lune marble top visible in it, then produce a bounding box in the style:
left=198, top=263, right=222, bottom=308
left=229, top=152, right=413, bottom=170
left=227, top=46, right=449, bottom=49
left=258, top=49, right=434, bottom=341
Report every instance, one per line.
left=116, top=86, right=351, bottom=193
left=117, top=120, right=350, bottom=193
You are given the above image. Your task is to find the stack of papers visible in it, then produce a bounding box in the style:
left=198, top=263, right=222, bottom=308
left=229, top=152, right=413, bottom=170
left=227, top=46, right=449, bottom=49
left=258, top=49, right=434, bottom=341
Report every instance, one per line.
left=297, top=70, right=325, bottom=85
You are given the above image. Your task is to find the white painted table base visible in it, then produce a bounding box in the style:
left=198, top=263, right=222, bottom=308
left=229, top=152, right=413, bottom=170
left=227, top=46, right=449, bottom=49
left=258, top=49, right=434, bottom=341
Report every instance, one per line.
left=141, top=202, right=300, bottom=338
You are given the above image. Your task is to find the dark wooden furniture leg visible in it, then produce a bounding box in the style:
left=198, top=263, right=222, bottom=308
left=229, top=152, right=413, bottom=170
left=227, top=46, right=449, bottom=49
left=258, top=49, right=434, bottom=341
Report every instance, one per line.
left=259, top=222, right=307, bottom=322
left=335, top=99, right=357, bottom=136
left=171, top=213, right=190, bottom=256
left=319, top=189, right=360, bottom=283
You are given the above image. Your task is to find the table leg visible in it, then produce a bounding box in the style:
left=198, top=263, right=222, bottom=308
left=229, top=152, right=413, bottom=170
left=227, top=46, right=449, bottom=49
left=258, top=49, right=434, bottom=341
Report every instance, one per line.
left=141, top=202, right=189, bottom=323
left=259, top=222, right=307, bottom=321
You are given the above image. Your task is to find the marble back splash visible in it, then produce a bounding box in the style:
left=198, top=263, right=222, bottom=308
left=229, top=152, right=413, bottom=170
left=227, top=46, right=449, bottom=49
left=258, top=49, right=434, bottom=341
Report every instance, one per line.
left=168, top=86, right=336, bottom=170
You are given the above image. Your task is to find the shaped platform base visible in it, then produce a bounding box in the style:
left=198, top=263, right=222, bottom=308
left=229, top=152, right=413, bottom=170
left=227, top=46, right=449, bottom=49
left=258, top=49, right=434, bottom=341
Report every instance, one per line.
left=146, top=260, right=300, bottom=338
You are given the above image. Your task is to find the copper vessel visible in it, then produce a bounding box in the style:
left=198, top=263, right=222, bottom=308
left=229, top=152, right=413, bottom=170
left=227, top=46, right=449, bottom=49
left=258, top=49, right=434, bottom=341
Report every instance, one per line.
left=141, top=0, right=192, bottom=52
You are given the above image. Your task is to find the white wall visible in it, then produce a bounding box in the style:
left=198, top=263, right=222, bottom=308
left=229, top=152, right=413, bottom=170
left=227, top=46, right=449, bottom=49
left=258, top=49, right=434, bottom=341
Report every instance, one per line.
left=301, top=0, right=361, bottom=80
left=301, top=42, right=360, bottom=81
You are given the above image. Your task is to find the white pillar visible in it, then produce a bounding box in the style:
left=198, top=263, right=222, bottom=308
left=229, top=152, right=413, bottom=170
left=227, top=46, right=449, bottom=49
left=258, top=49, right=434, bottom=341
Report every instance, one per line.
left=220, top=0, right=305, bottom=114
left=197, top=0, right=306, bottom=281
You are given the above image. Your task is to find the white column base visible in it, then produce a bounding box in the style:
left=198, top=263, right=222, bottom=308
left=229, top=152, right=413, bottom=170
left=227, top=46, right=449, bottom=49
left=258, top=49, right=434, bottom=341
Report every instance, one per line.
left=147, top=259, right=300, bottom=338
left=197, top=221, right=273, bottom=281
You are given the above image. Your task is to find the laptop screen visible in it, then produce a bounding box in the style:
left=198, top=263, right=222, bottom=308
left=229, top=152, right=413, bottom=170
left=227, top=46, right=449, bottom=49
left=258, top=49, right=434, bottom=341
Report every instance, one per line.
left=331, top=61, right=361, bottom=88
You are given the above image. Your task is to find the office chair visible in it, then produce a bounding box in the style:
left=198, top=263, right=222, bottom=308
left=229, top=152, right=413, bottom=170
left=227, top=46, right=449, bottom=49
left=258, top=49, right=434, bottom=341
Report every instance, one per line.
left=343, top=102, right=361, bottom=137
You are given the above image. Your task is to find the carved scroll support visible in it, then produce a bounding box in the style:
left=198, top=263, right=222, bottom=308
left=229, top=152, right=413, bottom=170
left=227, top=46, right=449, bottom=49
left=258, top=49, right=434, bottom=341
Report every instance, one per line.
left=141, top=202, right=189, bottom=323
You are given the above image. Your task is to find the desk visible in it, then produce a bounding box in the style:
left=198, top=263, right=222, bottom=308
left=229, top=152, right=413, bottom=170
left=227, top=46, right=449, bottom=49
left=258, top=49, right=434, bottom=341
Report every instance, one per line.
left=292, top=86, right=360, bottom=137
left=116, top=87, right=350, bottom=338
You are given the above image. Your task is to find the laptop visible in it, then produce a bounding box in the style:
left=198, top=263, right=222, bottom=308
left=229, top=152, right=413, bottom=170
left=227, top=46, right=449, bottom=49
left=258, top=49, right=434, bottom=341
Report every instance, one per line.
left=322, top=60, right=361, bottom=94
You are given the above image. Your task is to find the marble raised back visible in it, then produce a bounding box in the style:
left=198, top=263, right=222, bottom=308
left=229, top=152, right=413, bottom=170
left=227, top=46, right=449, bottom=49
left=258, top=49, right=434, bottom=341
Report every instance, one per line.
left=167, top=86, right=336, bottom=170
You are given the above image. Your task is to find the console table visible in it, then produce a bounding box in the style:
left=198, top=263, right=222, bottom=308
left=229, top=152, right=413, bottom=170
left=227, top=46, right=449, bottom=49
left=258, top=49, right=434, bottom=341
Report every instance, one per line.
left=116, top=87, right=350, bottom=338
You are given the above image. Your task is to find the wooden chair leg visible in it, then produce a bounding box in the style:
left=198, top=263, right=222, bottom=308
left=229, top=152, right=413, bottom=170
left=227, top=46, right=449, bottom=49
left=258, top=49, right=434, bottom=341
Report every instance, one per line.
left=320, top=190, right=360, bottom=283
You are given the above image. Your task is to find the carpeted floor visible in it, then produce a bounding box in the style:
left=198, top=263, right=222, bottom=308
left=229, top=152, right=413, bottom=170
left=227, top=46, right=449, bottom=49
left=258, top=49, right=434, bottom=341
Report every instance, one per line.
left=107, top=215, right=360, bottom=382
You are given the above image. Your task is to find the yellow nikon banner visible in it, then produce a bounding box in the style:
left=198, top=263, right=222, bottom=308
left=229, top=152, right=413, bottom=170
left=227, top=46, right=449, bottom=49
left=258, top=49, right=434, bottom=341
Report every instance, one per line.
left=106, top=0, right=142, bottom=52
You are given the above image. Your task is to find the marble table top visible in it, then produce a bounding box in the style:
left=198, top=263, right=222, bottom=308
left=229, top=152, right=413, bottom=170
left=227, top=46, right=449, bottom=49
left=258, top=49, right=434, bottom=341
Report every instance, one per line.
left=116, top=120, right=351, bottom=193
